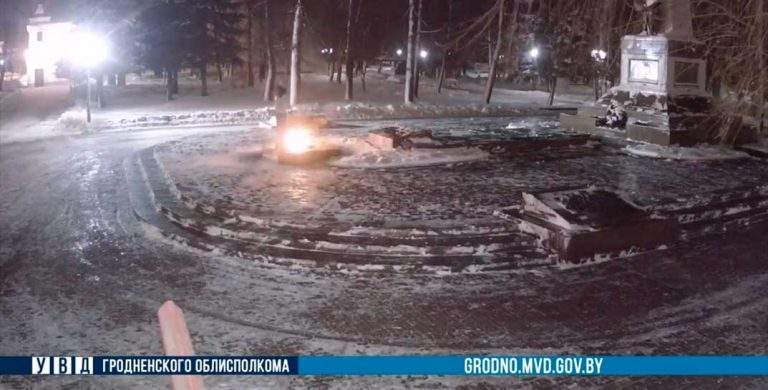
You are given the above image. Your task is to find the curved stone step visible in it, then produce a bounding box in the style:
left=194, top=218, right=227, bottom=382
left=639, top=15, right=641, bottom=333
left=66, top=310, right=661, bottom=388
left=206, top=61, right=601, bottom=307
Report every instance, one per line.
left=142, top=147, right=541, bottom=252
left=128, top=148, right=551, bottom=272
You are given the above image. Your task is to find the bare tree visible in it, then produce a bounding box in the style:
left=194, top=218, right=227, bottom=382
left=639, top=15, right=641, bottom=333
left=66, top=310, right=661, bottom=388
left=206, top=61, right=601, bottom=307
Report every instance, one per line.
left=446, top=0, right=506, bottom=103
left=694, top=0, right=768, bottom=141
left=484, top=0, right=506, bottom=104
left=404, top=0, right=417, bottom=103
left=329, top=47, right=337, bottom=82
left=97, top=73, right=106, bottom=108
left=263, top=0, right=275, bottom=102
left=412, top=0, right=423, bottom=98
left=246, top=0, right=255, bottom=87
left=758, top=0, right=766, bottom=134
left=289, top=0, right=303, bottom=106
left=344, top=0, right=357, bottom=100
left=437, top=0, right=453, bottom=94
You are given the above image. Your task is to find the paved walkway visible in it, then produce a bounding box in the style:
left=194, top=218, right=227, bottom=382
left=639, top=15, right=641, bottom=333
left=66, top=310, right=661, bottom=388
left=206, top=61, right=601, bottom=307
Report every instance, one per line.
left=1, top=118, right=767, bottom=388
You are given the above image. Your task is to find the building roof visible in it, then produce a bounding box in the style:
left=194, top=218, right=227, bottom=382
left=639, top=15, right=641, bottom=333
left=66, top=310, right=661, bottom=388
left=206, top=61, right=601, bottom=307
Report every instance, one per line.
left=26, top=0, right=70, bottom=23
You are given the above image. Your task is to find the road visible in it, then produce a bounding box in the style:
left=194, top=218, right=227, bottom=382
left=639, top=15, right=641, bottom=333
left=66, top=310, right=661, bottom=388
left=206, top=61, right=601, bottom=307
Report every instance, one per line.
left=1, top=122, right=767, bottom=389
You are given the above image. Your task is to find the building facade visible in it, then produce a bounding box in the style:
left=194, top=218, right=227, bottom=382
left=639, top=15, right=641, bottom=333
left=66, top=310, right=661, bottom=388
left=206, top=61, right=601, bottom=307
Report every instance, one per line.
left=25, top=3, right=74, bottom=87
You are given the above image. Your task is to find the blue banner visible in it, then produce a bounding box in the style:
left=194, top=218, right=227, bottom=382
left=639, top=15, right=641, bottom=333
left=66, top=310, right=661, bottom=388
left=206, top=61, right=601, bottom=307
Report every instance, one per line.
left=1, top=356, right=767, bottom=376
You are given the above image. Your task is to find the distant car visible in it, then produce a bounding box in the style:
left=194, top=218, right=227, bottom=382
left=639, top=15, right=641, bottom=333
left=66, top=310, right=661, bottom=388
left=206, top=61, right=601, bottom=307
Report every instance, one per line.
left=464, top=63, right=490, bottom=79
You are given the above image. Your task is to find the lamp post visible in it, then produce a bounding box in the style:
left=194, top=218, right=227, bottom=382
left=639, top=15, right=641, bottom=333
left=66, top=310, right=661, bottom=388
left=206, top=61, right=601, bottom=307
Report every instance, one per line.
left=528, top=47, right=540, bottom=88
left=70, top=31, right=108, bottom=123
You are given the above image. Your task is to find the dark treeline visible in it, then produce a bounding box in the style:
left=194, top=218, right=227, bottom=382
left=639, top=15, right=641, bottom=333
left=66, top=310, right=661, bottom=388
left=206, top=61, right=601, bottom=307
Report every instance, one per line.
left=57, top=0, right=764, bottom=125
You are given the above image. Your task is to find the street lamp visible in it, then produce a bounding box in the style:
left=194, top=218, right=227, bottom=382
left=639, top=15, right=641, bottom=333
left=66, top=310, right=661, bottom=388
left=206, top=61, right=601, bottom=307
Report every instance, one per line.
left=529, top=47, right=540, bottom=59
left=419, top=49, right=428, bottom=60
left=69, top=31, right=108, bottom=123
left=591, top=49, right=607, bottom=61
left=396, top=48, right=403, bottom=57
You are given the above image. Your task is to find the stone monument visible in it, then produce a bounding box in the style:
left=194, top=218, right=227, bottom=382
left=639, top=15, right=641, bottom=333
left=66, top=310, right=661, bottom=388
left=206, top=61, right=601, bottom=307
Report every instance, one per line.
left=500, top=187, right=677, bottom=264
left=560, top=0, right=719, bottom=146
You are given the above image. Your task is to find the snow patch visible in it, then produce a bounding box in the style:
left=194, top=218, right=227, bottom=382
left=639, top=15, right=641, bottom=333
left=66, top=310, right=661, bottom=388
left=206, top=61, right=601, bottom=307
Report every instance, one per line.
left=330, top=147, right=489, bottom=169
left=624, top=143, right=750, bottom=161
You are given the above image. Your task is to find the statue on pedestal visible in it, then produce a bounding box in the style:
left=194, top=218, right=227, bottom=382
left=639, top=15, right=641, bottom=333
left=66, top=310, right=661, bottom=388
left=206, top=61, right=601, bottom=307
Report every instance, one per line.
left=633, top=0, right=660, bottom=35
left=559, top=0, right=752, bottom=146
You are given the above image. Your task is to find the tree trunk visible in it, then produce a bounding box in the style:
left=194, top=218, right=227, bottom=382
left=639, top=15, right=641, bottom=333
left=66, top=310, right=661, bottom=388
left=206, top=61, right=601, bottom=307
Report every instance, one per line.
left=329, top=58, right=336, bottom=81
left=437, top=0, right=453, bottom=94
left=344, top=0, right=356, bottom=100
left=547, top=76, right=556, bottom=106
left=117, top=72, right=126, bottom=87
left=216, top=61, right=223, bottom=83
left=360, top=60, right=367, bottom=92
left=289, top=0, right=303, bottom=106
left=488, top=28, right=493, bottom=67
left=758, top=0, right=766, bottom=134
left=96, top=73, right=105, bottom=108
left=0, top=68, right=5, bottom=91
left=404, top=0, right=417, bottom=103
left=166, top=69, right=174, bottom=101
left=484, top=0, right=505, bottom=104
left=413, top=0, right=422, bottom=98
left=259, top=54, right=266, bottom=81
left=246, top=1, right=254, bottom=87
left=201, top=65, right=208, bottom=96
left=504, top=0, right=520, bottom=81
left=336, top=59, right=342, bottom=83
left=263, top=0, right=275, bottom=102
left=414, top=68, right=420, bottom=97
left=171, top=69, right=179, bottom=94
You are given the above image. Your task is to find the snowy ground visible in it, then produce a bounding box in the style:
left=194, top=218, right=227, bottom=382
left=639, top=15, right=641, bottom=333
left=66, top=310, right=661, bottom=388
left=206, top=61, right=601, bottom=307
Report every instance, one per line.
left=155, top=123, right=768, bottom=234
left=2, top=71, right=590, bottom=144
left=2, top=122, right=767, bottom=389
left=0, top=82, right=74, bottom=144
left=2, top=71, right=768, bottom=389
left=624, top=142, right=751, bottom=161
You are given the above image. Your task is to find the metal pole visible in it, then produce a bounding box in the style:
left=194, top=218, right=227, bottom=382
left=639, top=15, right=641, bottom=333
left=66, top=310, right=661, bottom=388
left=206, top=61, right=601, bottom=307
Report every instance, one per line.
left=86, top=69, right=92, bottom=123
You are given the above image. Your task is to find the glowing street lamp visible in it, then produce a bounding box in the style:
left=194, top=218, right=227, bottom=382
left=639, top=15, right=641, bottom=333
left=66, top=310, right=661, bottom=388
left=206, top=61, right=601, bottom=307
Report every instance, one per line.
left=69, top=31, right=109, bottom=123
left=396, top=48, right=403, bottom=56
left=419, top=49, right=428, bottom=60
left=591, top=49, right=607, bottom=61
left=529, top=47, right=540, bottom=59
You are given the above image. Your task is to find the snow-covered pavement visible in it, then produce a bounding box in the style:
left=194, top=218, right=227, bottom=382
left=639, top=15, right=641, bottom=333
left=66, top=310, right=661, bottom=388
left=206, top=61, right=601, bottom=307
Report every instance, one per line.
left=0, top=82, right=73, bottom=144
left=2, top=72, right=588, bottom=143
left=2, top=71, right=768, bottom=388
left=2, top=116, right=768, bottom=388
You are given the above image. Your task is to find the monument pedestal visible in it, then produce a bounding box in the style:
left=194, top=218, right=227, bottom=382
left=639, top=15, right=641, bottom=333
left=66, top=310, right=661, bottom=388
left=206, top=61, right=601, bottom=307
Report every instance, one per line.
left=562, top=35, right=715, bottom=146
